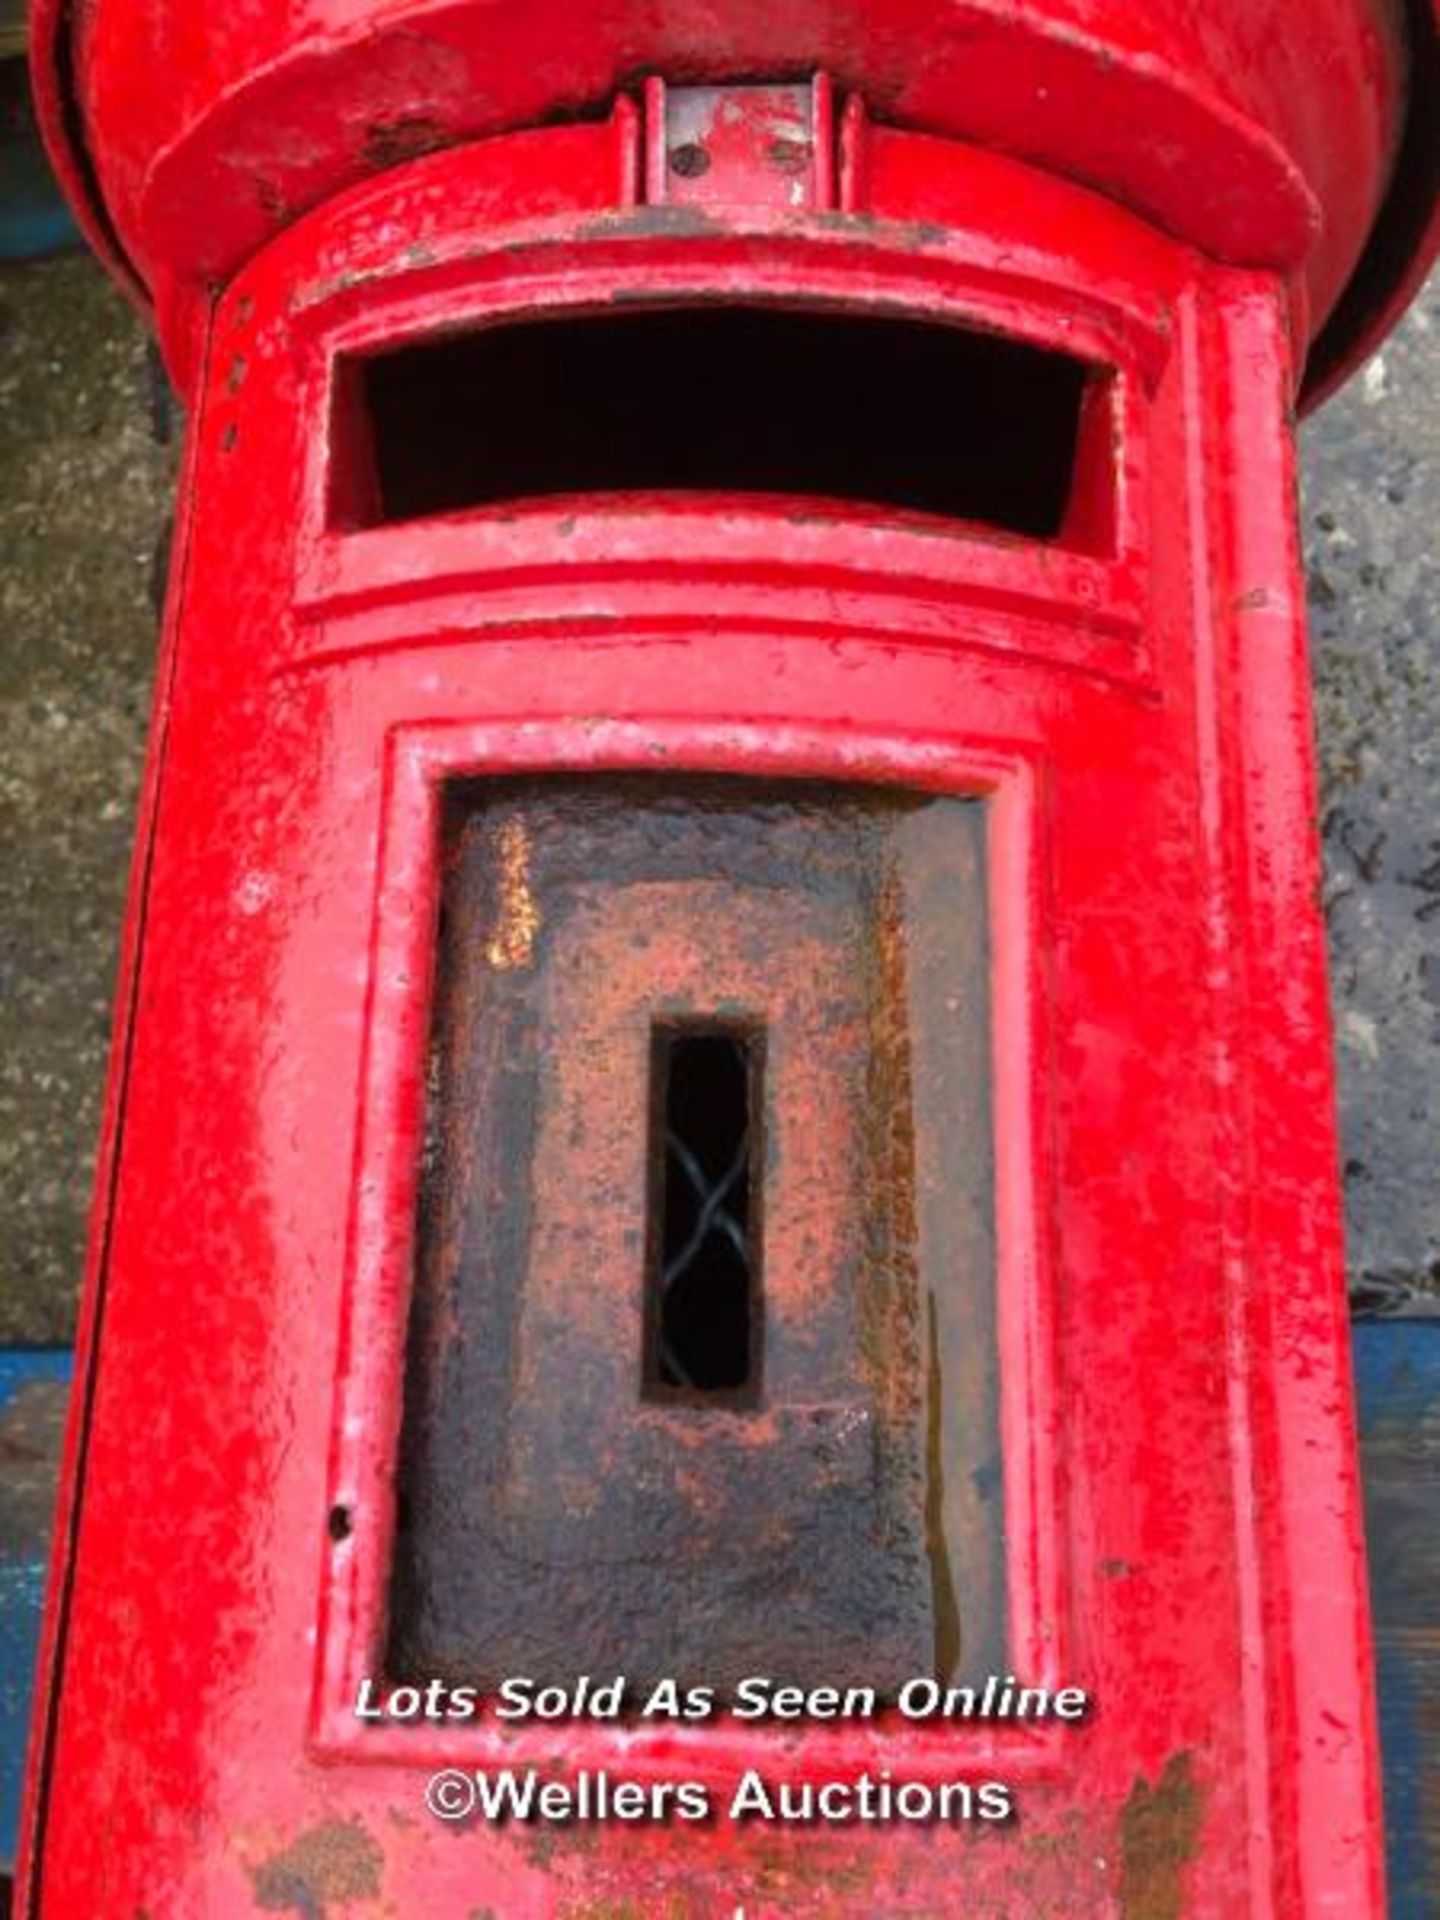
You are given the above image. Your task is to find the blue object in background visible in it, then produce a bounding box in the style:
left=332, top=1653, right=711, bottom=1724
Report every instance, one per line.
left=0, top=1349, right=72, bottom=1876
left=0, top=57, right=81, bottom=261
left=1353, top=1319, right=1440, bottom=1920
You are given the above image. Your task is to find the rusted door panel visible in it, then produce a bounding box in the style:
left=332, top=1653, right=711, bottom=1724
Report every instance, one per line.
left=390, top=780, right=1002, bottom=1695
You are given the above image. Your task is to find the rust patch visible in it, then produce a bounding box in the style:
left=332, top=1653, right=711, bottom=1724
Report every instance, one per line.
left=362, top=115, right=447, bottom=170
left=558, top=1903, right=661, bottom=1920
left=1120, top=1753, right=1203, bottom=1920
left=925, top=1291, right=963, bottom=1678
left=767, top=137, right=812, bottom=174
left=576, top=206, right=723, bottom=245
left=481, top=817, right=541, bottom=970
left=251, top=1818, right=384, bottom=1917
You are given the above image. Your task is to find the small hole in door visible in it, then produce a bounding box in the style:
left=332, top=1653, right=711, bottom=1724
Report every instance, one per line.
left=645, top=1024, right=762, bottom=1401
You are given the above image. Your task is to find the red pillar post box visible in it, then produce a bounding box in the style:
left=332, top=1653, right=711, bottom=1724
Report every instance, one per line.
left=21, top=5, right=1440, bottom=1914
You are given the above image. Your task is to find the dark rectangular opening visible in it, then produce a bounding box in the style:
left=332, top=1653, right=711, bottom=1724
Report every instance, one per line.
left=644, top=1023, right=763, bottom=1403
left=338, top=304, right=1103, bottom=544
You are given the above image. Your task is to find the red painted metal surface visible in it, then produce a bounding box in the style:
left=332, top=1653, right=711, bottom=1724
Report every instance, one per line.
left=19, top=14, right=1436, bottom=1915
left=26, top=0, right=1440, bottom=398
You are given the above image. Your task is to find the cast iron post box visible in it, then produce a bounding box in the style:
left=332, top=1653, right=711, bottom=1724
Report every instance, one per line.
left=20, top=3, right=1440, bottom=1913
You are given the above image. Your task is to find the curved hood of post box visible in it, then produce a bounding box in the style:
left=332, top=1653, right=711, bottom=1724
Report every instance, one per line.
left=26, top=0, right=1439, bottom=400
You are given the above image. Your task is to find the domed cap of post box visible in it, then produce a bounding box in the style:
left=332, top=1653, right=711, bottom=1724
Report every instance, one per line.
left=28, top=0, right=1438, bottom=401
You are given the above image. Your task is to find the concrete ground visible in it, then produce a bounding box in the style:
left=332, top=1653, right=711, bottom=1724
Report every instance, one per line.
left=0, top=253, right=1436, bottom=1339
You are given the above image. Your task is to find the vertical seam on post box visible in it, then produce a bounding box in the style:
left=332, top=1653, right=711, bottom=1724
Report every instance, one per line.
left=1178, top=275, right=1280, bottom=1920
left=1209, top=269, right=1387, bottom=1920
left=312, top=726, right=444, bottom=1742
